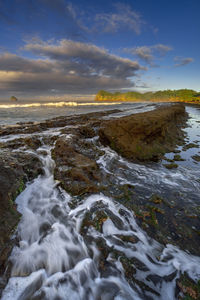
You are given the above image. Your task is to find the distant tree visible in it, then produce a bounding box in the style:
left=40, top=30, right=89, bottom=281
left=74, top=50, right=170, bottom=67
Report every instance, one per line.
left=95, top=89, right=200, bottom=103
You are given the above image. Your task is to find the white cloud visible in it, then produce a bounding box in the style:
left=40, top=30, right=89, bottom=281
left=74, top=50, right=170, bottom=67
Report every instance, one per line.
left=125, top=44, right=172, bottom=65
left=94, top=3, right=144, bottom=34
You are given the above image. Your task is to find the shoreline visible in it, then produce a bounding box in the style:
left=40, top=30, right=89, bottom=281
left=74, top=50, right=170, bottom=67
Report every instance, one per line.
left=0, top=103, right=200, bottom=298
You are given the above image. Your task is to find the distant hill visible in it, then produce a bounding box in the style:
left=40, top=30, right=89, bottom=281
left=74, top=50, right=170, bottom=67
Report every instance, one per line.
left=95, top=89, right=200, bottom=104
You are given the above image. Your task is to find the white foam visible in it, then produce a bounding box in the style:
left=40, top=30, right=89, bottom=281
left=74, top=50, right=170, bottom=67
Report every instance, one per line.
left=0, top=101, right=121, bottom=109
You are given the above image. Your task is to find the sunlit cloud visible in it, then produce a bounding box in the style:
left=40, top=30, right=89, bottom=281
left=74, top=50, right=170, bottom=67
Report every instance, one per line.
left=0, top=39, right=146, bottom=98
left=24, top=39, right=145, bottom=78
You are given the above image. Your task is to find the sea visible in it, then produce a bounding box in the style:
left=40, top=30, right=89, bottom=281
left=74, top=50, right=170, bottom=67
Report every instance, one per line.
left=0, top=100, right=159, bottom=125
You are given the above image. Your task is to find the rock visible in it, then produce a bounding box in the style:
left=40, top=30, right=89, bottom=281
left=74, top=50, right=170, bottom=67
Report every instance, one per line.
left=77, top=125, right=96, bottom=139
left=0, top=136, right=42, bottom=151
left=183, top=143, right=199, bottom=151
left=177, top=272, right=200, bottom=300
left=173, top=149, right=181, bottom=153
left=173, top=154, right=185, bottom=161
left=99, top=104, right=188, bottom=162
left=10, top=96, right=18, bottom=101
left=52, top=138, right=100, bottom=196
left=0, top=151, right=43, bottom=286
left=128, top=192, right=200, bottom=256
left=163, top=163, right=178, bottom=169
left=0, top=109, right=120, bottom=138
left=192, top=154, right=200, bottom=162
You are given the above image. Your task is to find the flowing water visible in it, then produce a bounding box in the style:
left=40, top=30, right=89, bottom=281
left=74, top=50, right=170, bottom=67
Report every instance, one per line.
left=1, top=103, right=200, bottom=300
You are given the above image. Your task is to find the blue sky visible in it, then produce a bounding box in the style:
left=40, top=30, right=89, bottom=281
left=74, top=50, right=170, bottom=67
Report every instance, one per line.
left=0, top=0, right=199, bottom=100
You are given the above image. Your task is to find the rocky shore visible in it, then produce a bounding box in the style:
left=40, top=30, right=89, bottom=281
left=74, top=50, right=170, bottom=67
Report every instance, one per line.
left=0, top=110, right=119, bottom=283
left=0, top=103, right=200, bottom=299
left=99, top=104, right=187, bottom=161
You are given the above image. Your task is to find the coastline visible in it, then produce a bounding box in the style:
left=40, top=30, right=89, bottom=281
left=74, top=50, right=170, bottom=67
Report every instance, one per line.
left=0, top=103, right=200, bottom=299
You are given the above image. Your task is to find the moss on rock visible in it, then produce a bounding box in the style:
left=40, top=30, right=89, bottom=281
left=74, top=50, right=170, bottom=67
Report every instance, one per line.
left=99, top=104, right=188, bottom=162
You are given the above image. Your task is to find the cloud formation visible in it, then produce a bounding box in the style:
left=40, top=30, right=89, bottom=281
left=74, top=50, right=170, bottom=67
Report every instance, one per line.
left=24, top=39, right=144, bottom=78
left=0, top=53, right=54, bottom=73
left=130, top=46, right=153, bottom=64
left=126, top=44, right=172, bottom=65
left=0, top=1, right=146, bottom=40
left=0, top=0, right=86, bottom=41
left=94, top=3, right=144, bottom=34
left=0, top=39, right=145, bottom=98
left=174, top=56, right=194, bottom=67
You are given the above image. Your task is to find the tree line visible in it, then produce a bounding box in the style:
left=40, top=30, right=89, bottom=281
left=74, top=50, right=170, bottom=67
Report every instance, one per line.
left=95, top=89, right=200, bottom=103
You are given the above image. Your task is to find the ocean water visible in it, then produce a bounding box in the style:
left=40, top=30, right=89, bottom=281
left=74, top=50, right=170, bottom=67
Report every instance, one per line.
left=0, top=101, right=157, bottom=125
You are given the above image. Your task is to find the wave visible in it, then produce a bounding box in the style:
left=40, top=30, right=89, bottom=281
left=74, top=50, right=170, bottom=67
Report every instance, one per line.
left=0, top=101, right=121, bottom=109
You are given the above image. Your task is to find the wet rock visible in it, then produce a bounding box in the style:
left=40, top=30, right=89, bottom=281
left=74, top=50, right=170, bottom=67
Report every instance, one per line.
left=116, top=235, right=139, bottom=244
left=111, top=249, right=159, bottom=298
left=192, top=154, right=200, bottom=162
left=163, top=157, right=175, bottom=163
left=52, top=138, right=100, bottom=196
left=150, top=194, right=163, bottom=204
left=183, top=143, right=199, bottom=151
left=177, top=272, right=200, bottom=300
left=129, top=193, right=200, bottom=256
left=0, top=109, right=120, bottom=137
left=173, top=149, right=181, bottom=153
left=80, top=210, right=108, bottom=235
left=0, top=151, right=43, bottom=290
left=77, top=125, right=96, bottom=139
left=173, top=154, right=185, bottom=161
left=163, top=163, right=178, bottom=169
left=0, top=136, right=42, bottom=151
left=23, top=137, right=42, bottom=150
left=99, top=104, right=188, bottom=162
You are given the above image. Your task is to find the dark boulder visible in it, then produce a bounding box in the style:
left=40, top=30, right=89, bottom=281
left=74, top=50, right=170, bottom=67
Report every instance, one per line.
left=52, top=138, right=100, bottom=196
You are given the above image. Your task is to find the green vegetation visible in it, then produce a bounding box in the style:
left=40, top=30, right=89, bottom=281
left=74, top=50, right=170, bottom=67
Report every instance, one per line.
left=177, top=273, right=200, bottom=300
left=163, top=163, right=178, bottom=169
left=95, top=89, right=200, bottom=103
left=173, top=154, right=185, bottom=161
left=192, top=154, right=200, bottom=162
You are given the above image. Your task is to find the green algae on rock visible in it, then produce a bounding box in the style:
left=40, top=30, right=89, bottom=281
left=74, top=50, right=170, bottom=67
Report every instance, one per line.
left=173, top=154, right=185, bottom=161
left=52, top=137, right=101, bottom=196
left=99, top=104, right=188, bottom=162
left=163, top=163, right=178, bottom=169
left=183, top=143, right=199, bottom=151
left=177, top=272, right=200, bottom=300
left=192, top=154, right=200, bottom=162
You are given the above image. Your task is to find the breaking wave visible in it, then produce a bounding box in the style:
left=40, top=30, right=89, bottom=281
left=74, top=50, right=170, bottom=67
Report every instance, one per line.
left=0, top=101, right=121, bottom=109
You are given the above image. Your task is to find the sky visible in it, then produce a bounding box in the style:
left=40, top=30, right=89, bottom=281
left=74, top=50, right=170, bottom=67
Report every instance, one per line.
left=0, top=0, right=199, bottom=101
